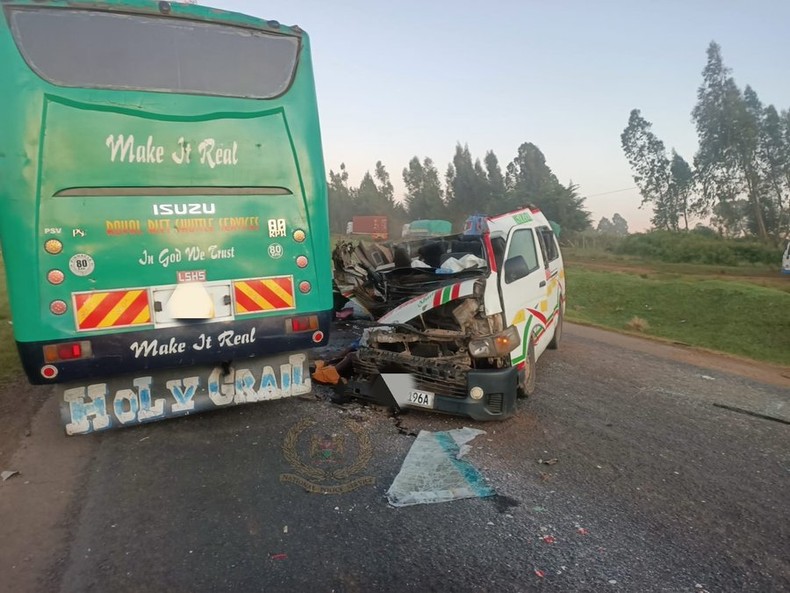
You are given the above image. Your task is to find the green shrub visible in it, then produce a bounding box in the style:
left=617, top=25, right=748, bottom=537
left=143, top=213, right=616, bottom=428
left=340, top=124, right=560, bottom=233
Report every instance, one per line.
left=615, top=231, right=780, bottom=266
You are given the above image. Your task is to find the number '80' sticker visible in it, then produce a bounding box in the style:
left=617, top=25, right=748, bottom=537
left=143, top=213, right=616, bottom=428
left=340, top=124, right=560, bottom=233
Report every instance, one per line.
left=69, top=254, right=95, bottom=276
left=268, top=243, right=283, bottom=259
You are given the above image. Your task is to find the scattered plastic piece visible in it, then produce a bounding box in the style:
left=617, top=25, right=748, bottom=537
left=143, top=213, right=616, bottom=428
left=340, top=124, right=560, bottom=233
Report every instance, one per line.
left=577, top=527, right=589, bottom=536
left=312, top=360, right=341, bottom=385
left=335, top=308, right=354, bottom=321
left=608, top=580, right=617, bottom=585
left=534, top=569, right=545, bottom=578
left=270, top=553, right=288, bottom=561
left=532, top=506, right=546, bottom=513
left=283, top=526, right=288, bottom=534
left=538, top=458, right=559, bottom=465
left=1, top=470, right=19, bottom=481
left=542, top=535, right=556, bottom=544
left=386, top=428, right=494, bottom=507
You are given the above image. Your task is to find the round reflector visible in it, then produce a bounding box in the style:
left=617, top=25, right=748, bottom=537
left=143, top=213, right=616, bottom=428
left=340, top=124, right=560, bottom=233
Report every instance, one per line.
left=293, top=229, right=306, bottom=243
left=41, top=365, right=58, bottom=379
left=47, top=269, right=65, bottom=285
left=45, top=239, right=63, bottom=255
left=298, top=281, right=311, bottom=294
left=296, top=256, right=308, bottom=268
left=312, top=330, right=324, bottom=343
left=50, top=300, right=68, bottom=315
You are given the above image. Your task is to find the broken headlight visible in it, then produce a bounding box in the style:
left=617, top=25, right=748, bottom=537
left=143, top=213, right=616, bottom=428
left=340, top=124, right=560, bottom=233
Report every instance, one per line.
left=468, top=325, right=520, bottom=358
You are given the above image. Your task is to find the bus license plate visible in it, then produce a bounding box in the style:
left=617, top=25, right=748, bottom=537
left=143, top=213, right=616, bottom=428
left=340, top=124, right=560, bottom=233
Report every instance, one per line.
left=408, top=390, right=434, bottom=408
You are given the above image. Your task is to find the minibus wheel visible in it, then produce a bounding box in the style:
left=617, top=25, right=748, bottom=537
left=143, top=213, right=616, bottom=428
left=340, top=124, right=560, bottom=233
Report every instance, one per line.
left=548, top=303, right=563, bottom=350
left=517, top=341, right=536, bottom=398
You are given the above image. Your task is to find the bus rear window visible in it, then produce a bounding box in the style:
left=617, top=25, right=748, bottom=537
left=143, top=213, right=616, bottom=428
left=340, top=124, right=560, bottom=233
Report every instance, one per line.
left=8, top=8, right=299, bottom=99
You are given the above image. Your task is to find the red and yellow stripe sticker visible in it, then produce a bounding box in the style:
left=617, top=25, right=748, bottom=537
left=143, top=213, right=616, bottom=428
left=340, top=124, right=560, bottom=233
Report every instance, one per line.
left=234, top=276, right=295, bottom=315
left=74, top=289, right=151, bottom=331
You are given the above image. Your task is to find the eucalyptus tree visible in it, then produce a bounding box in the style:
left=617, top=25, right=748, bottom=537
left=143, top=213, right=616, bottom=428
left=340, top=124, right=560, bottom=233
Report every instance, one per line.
left=402, top=156, right=447, bottom=221
left=505, top=142, right=591, bottom=232
left=327, top=163, right=355, bottom=233
left=668, top=151, right=695, bottom=231
left=445, top=144, right=490, bottom=226
left=692, top=42, right=769, bottom=240
left=621, top=109, right=677, bottom=230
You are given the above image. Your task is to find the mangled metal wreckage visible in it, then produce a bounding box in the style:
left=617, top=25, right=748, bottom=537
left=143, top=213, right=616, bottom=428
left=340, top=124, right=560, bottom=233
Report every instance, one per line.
left=333, top=206, right=565, bottom=421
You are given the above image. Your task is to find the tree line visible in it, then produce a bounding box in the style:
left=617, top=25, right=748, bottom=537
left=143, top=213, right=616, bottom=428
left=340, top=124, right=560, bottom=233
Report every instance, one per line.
left=622, top=41, right=789, bottom=244
left=326, top=142, right=592, bottom=237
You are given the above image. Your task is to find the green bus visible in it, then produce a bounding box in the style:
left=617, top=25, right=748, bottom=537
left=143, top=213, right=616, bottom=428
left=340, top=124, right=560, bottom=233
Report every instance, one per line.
left=0, top=0, right=332, bottom=434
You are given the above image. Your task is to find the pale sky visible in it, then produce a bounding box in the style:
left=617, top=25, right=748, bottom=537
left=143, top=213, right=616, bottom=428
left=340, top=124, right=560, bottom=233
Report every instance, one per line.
left=206, top=0, right=790, bottom=231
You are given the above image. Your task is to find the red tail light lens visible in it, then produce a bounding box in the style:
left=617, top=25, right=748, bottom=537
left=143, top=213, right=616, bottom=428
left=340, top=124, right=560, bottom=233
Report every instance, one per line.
left=43, top=341, right=93, bottom=363
left=289, top=315, right=319, bottom=333
left=58, top=343, right=82, bottom=360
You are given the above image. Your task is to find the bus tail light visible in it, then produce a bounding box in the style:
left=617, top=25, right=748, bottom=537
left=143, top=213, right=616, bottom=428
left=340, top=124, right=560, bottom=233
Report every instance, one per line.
left=287, top=315, right=318, bottom=333
left=43, top=340, right=93, bottom=363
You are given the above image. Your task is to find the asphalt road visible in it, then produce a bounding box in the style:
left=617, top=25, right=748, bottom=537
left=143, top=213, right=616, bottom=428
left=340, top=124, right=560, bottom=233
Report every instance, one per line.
left=1, top=323, right=788, bottom=593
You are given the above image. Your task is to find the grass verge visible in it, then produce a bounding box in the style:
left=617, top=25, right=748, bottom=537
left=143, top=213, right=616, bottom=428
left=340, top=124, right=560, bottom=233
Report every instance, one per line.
left=565, top=266, right=790, bottom=366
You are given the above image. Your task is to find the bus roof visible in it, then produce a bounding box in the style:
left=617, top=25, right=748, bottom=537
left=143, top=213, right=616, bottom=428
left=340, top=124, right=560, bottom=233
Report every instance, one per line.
left=0, top=0, right=307, bottom=37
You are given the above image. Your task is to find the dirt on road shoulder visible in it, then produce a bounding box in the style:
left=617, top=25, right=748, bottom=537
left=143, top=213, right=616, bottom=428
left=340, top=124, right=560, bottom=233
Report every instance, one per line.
left=0, top=378, right=52, bottom=469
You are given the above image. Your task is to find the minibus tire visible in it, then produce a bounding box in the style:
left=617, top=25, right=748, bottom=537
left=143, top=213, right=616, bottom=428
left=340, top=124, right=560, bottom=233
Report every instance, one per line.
left=548, top=304, right=563, bottom=350
left=518, top=341, right=536, bottom=398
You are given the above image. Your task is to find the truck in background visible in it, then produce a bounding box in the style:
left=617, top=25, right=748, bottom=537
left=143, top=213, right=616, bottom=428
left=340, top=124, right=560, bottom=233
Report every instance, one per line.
left=347, top=216, right=388, bottom=240
left=401, top=219, right=452, bottom=239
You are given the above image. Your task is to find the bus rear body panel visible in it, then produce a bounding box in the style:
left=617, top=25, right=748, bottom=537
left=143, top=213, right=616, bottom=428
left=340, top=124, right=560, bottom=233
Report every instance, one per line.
left=0, top=1, right=332, bottom=413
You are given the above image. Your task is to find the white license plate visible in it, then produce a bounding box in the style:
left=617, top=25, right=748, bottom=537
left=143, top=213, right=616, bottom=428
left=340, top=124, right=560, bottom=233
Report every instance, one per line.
left=408, top=389, right=434, bottom=408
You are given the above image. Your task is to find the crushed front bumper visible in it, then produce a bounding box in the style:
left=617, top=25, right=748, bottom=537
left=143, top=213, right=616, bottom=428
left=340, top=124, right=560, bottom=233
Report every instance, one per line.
left=345, top=365, right=518, bottom=421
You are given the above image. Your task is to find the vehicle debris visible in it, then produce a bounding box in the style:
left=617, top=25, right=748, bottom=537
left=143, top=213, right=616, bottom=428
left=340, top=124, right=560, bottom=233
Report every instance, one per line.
left=333, top=206, right=565, bottom=421
left=311, top=361, right=341, bottom=385
left=1, top=470, right=20, bottom=481
left=386, top=427, right=494, bottom=507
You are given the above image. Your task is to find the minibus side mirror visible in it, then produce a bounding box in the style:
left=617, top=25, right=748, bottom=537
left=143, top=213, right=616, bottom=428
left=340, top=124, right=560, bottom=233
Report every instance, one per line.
left=504, top=255, right=529, bottom=283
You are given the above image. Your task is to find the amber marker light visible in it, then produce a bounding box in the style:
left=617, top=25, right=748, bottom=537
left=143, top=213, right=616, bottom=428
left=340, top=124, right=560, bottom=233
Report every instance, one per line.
left=50, top=300, right=68, bottom=315
left=45, top=239, right=63, bottom=255
left=47, top=269, right=65, bottom=285
left=293, top=229, right=306, bottom=243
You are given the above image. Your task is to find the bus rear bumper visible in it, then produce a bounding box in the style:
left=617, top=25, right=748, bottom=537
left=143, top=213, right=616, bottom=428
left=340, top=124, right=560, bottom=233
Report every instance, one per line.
left=59, top=350, right=313, bottom=435
left=17, top=309, right=333, bottom=385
